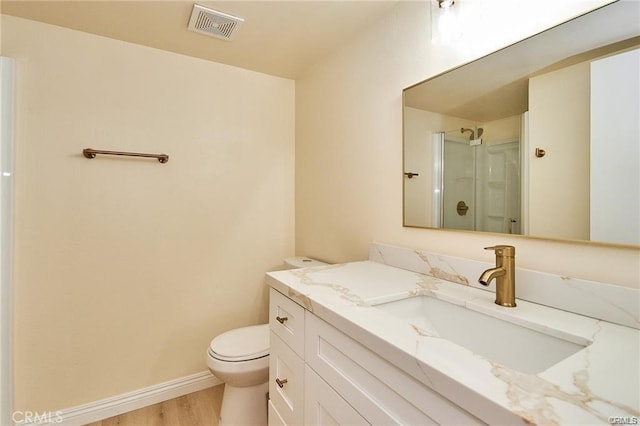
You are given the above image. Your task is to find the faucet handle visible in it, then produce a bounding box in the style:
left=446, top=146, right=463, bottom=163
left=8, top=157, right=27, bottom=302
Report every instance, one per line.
left=484, top=245, right=515, bottom=257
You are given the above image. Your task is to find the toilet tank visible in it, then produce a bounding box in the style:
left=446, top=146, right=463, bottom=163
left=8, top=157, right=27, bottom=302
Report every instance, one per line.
left=284, top=257, right=328, bottom=269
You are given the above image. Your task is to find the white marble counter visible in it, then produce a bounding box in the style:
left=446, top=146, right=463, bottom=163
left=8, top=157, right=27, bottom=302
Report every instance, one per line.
left=265, top=243, right=640, bottom=425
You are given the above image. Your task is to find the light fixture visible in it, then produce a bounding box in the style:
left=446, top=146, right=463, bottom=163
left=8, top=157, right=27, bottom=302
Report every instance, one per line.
left=431, top=0, right=461, bottom=46
left=438, top=0, right=455, bottom=8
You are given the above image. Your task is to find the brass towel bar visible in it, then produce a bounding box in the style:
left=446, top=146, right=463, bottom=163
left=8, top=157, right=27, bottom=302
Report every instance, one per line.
left=83, top=148, right=169, bottom=164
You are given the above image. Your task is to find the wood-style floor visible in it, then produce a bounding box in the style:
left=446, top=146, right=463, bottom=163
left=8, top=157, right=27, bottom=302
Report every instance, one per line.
left=85, top=385, right=224, bottom=426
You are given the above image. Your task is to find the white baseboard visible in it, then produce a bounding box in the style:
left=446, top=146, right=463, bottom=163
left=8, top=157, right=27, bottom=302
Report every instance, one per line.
left=16, top=371, right=222, bottom=426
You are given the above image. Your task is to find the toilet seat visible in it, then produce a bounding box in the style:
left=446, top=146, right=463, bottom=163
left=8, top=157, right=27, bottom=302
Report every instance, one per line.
left=208, top=324, right=269, bottom=362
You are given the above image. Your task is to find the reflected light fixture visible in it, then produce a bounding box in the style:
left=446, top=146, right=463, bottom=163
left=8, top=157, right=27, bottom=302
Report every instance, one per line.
left=438, top=0, right=455, bottom=8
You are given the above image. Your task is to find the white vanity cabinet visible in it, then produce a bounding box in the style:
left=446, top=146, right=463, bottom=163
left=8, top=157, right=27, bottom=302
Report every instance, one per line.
left=268, top=288, right=482, bottom=425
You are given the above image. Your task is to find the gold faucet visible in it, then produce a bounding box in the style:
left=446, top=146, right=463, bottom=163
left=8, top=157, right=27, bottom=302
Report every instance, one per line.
left=479, top=245, right=516, bottom=307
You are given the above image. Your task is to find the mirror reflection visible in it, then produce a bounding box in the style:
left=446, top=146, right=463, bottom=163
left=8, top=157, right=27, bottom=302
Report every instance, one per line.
left=403, top=2, right=639, bottom=246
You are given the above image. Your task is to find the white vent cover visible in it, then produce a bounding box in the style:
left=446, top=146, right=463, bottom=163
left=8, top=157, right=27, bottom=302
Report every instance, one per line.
left=188, top=4, right=244, bottom=41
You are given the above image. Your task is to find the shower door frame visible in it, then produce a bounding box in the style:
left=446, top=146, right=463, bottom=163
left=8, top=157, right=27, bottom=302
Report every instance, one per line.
left=1, top=56, right=15, bottom=426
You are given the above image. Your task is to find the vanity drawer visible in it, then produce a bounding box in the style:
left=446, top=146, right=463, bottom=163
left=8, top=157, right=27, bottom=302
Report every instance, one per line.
left=305, top=314, right=483, bottom=425
left=269, top=331, right=305, bottom=426
left=269, top=288, right=305, bottom=356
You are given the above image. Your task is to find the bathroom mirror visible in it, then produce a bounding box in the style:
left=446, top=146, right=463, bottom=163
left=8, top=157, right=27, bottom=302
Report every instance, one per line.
left=403, top=1, right=640, bottom=247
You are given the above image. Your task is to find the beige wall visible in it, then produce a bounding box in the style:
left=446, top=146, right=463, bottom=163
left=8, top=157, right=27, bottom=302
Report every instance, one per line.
left=403, top=107, right=433, bottom=228
left=482, top=115, right=520, bottom=144
left=295, top=1, right=639, bottom=287
left=2, top=15, right=294, bottom=411
left=529, top=62, right=590, bottom=240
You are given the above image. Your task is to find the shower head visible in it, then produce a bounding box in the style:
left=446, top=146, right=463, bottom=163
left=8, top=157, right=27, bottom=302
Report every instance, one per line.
left=461, top=127, right=484, bottom=141
left=461, top=127, right=475, bottom=140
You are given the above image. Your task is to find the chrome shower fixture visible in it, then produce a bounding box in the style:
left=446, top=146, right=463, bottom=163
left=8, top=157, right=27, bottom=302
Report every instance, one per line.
left=461, top=127, right=484, bottom=141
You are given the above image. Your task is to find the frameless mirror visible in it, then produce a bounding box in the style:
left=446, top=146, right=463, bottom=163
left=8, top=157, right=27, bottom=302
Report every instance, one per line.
left=403, top=1, right=640, bottom=247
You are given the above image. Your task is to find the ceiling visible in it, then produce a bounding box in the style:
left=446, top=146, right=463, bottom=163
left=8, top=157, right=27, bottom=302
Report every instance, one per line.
left=1, top=0, right=399, bottom=79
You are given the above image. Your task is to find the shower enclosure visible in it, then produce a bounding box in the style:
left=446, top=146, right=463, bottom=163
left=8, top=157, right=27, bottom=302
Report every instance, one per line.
left=432, top=130, right=521, bottom=234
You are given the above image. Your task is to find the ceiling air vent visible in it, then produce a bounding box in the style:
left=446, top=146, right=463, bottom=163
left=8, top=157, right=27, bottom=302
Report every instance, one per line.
left=188, top=4, right=244, bottom=41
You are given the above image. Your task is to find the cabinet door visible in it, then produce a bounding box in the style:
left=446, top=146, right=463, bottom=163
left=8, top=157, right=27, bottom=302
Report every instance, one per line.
left=304, top=366, right=369, bottom=426
left=268, top=400, right=286, bottom=426
left=269, top=331, right=304, bottom=425
left=305, top=314, right=482, bottom=425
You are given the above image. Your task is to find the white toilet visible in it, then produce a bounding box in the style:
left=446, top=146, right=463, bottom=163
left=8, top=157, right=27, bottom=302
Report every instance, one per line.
left=206, top=257, right=327, bottom=426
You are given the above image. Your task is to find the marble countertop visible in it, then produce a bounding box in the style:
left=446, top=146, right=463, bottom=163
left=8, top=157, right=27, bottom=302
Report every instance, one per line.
left=266, top=260, right=640, bottom=425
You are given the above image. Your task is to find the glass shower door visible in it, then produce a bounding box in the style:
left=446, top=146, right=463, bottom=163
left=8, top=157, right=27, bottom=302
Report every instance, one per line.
left=442, top=137, right=475, bottom=231
left=439, top=133, right=520, bottom=234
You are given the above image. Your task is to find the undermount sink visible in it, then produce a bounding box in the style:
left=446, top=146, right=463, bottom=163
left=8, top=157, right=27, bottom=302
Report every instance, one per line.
left=374, top=295, right=589, bottom=374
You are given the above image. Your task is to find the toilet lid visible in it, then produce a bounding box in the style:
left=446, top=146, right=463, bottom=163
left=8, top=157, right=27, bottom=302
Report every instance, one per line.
left=209, top=324, right=269, bottom=361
